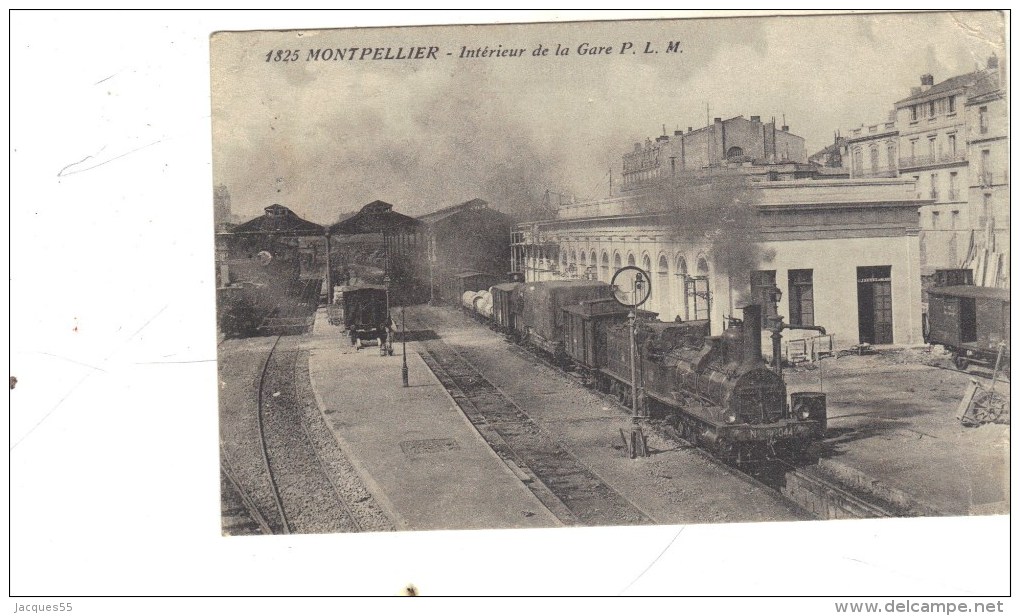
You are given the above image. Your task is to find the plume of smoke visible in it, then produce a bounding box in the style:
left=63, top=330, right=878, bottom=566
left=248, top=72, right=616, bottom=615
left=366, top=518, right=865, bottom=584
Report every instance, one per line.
left=643, top=172, right=775, bottom=293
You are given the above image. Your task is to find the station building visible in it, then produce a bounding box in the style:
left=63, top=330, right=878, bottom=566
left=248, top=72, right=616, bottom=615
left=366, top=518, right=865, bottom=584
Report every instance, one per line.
left=516, top=118, right=930, bottom=352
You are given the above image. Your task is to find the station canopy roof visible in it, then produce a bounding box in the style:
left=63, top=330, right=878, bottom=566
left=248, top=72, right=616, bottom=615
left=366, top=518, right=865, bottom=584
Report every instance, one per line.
left=230, top=204, right=325, bottom=235
left=329, top=200, right=422, bottom=236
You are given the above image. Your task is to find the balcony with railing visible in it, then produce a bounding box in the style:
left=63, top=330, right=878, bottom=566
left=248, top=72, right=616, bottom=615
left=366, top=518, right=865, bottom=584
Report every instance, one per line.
left=899, top=152, right=967, bottom=169
left=977, top=170, right=1009, bottom=188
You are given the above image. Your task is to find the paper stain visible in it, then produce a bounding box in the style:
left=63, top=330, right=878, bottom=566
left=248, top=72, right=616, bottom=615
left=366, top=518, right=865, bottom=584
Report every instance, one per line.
left=401, top=583, right=418, bottom=596
left=9, top=376, right=17, bottom=390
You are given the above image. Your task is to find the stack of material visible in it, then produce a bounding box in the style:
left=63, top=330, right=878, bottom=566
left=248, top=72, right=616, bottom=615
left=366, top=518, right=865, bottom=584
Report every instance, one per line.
left=962, top=229, right=1010, bottom=289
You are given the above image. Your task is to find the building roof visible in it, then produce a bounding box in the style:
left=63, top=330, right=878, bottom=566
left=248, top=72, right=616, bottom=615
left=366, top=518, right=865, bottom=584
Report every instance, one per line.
left=230, top=204, right=325, bottom=235
left=927, top=285, right=1010, bottom=301
left=329, top=200, right=422, bottom=235
left=895, top=71, right=987, bottom=106
left=966, top=73, right=1003, bottom=105
left=417, top=198, right=490, bottom=225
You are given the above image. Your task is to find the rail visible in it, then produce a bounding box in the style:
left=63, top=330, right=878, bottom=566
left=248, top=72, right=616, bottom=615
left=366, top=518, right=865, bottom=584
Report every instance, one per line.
left=256, top=335, right=291, bottom=534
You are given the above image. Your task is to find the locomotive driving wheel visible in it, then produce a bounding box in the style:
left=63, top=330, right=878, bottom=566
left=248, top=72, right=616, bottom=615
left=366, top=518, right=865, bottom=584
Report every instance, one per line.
left=970, top=390, right=1008, bottom=424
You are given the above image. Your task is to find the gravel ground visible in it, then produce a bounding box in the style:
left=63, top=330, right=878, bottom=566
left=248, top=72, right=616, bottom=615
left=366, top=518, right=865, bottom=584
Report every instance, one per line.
left=295, top=351, right=395, bottom=533
left=218, top=335, right=394, bottom=534
left=219, top=336, right=288, bottom=533
left=783, top=342, right=1010, bottom=514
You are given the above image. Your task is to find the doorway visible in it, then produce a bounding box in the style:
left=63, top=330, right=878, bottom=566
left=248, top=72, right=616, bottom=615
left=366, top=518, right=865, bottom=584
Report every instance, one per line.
left=857, top=266, right=893, bottom=344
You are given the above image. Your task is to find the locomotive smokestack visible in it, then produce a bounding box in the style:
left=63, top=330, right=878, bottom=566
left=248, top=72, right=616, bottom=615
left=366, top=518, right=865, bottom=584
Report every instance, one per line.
left=741, top=304, right=763, bottom=365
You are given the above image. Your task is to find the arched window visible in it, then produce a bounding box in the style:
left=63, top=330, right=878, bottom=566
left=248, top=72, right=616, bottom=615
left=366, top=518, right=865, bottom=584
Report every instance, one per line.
left=602, top=252, right=610, bottom=281
left=657, top=254, right=670, bottom=319
left=693, top=256, right=711, bottom=321
left=627, top=253, right=636, bottom=266
left=579, top=251, right=586, bottom=266
left=726, top=146, right=744, bottom=159
left=613, top=252, right=622, bottom=270
left=641, top=253, right=653, bottom=310
left=676, top=255, right=689, bottom=321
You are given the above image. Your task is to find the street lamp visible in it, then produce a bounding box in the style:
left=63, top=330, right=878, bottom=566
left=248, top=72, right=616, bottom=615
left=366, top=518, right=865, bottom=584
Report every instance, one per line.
left=611, top=266, right=651, bottom=420
left=766, top=285, right=784, bottom=374
left=383, top=274, right=391, bottom=357
left=401, top=302, right=409, bottom=387
left=629, top=272, right=645, bottom=419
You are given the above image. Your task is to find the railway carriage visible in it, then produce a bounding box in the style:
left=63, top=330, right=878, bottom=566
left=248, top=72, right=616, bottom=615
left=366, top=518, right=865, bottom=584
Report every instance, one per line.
left=490, top=282, right=524, bottom=333
left=562, top=298, right=656, bottom=380
left=330, top=284, right=391, bottom=351
left=515, top=280, right=616, bottom=360
left=451, top=271, right=501, bottom=308
left=927, top=285, right=1010, bottom=373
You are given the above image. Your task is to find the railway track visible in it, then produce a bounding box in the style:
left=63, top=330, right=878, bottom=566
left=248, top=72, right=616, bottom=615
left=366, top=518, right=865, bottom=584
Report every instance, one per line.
left=435, top=306, right=930, bottom=521
left=409, top=314, right=652, bottom=527
left=219, top=334, right=381, bottom=535
left=220, top=455, right=272, bottom=535
left=258, top=339, right=363, bottom=534
left=256, top=336, right=292, bottom=534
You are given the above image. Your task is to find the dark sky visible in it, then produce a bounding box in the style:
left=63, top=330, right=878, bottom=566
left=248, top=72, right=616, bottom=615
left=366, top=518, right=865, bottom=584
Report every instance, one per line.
left=211, top=11, right=1005, bottom=224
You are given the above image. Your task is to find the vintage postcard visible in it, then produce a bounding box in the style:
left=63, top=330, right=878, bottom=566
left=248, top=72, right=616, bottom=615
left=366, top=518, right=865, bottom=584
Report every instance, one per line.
left=210, top=11, right=1009, bottom=543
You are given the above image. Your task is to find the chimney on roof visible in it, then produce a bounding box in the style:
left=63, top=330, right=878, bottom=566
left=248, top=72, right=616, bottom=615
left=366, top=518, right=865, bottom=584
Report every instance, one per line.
left=714, top=117, right=722, bottom=123
left=921, top=74, right=934, bottom=91
left=751, top=115, right=761, bottom=123
left=987, top=55, right=998, bottom=69
left=781, top=124, right=789, bottom=132
left=674, top=129, right=682, bottom=136
left=687, top=126, right=693, bottom=133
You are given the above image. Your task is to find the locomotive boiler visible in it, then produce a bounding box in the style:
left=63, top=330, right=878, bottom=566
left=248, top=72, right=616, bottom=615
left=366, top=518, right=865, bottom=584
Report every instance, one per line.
left=603, top=304, right=827, bottom=462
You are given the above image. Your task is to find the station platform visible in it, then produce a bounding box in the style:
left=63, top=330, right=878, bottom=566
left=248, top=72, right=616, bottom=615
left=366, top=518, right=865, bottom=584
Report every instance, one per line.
left=304, top=307, right=560, bottom=531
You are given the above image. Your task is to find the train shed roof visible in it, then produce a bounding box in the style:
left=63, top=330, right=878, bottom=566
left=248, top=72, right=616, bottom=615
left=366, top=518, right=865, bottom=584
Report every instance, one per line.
left=329, top=200, right=422, bottom=235
left=230, top=204, right=325, bottom=235
left=417, top=198, right=499, bottom=225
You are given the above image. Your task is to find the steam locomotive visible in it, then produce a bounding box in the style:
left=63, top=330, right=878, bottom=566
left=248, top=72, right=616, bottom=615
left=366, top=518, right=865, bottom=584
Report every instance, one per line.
left=461, top=279, right=827, bottom=462
left=217, top=244, right=321, bottom=337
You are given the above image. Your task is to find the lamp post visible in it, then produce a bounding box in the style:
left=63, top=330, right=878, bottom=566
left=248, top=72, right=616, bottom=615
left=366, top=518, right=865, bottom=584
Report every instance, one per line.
left=383, top=274, right=391, bottom=357
left=611, top=266, right=651, bottom=421
left=767, top=285, right=784, bottom=374
left=629, top=271, right=645, bottom=419
left=401, top=303, right=409, bottom=387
